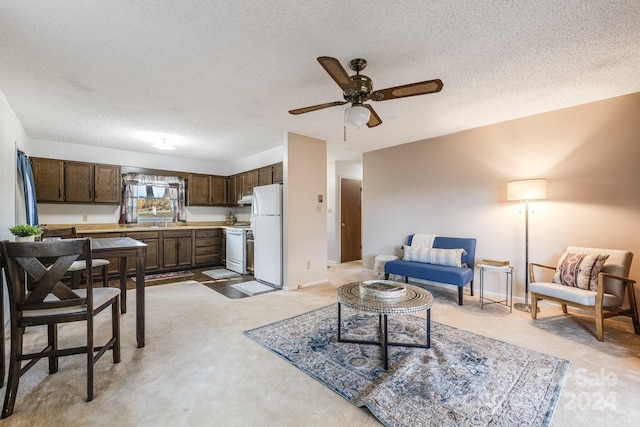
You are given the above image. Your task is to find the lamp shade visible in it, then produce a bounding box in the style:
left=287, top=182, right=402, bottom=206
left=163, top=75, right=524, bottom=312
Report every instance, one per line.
left=507, top=179, right=547, bottom=201
left=345, top=104, right=370, bottom=128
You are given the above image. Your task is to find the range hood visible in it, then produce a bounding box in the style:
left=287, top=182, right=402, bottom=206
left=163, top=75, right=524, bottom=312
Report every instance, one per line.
left=237, top=194, right=253, bottom=205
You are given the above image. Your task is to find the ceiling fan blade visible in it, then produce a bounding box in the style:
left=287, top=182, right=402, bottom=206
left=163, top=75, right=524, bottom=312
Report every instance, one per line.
left=365, top=105, right=382, bottom=127
left=288, top=101, right=347, bottom=115
left=373, top=79, right=443, bottom=101
left=317, top=56, right=357, bottom=90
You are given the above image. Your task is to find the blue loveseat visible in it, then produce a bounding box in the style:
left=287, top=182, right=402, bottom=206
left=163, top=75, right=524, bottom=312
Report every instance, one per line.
left=384, top=235, right=477, bottom=305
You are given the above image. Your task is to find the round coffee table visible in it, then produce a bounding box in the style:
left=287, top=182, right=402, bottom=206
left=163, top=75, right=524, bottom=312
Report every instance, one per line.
left=336, top=281, right=433, bottom=370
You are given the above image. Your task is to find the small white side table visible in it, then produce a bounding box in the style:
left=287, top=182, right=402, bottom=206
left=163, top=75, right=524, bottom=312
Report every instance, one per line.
left=478, top=264, right=514, bottom=312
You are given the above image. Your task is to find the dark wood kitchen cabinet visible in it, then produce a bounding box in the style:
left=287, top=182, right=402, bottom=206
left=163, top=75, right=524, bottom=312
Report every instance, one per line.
left=258, top=166, right=273, bottom=186
left=226, top=174, right=243, bottom=206
left=125, top=231, right=161, bottom=272
left=94, top=164, right=121, bottom=203
left=242, top=170, right=259, bottom=195
left=188, top=174, right=211, bottom=206
left=211, top=176, right=227, bottom=206
left=162, top=230, right=193, bottom=269
left=31, top=157, right=65, bottom=202
left=194, top=228, right=222, bottom=265
left=273, top=162, right=283, bottom=183
left=31, top=157, right=121, bottom=204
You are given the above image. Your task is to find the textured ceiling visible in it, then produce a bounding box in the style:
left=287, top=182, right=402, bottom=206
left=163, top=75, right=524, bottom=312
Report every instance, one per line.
left=1, top=1, right=639, bottom=163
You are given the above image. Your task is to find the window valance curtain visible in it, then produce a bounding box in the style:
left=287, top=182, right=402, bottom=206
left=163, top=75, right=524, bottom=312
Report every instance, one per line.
left=119, top=173, right=186, bottom=224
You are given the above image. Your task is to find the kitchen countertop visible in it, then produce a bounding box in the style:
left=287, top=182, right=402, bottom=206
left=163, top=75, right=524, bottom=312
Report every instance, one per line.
left=43, top=222, right=251, bottom=234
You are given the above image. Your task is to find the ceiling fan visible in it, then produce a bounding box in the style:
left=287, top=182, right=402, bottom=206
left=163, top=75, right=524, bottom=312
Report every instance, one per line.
left=289, top=56, right=443, bottom=129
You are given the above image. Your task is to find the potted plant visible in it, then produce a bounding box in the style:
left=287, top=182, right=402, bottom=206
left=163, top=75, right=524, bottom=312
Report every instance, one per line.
left=9, top=224, right=43, bottom=242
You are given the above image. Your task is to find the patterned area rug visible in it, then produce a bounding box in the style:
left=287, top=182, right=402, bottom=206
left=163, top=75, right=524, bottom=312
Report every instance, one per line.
left=202, top=269, right=241, bottom=280
left=231, top=280, right=278, bottom=296
left=245, top=304, right=569, bottom=427
left=131, top=270, right=193, bottom=282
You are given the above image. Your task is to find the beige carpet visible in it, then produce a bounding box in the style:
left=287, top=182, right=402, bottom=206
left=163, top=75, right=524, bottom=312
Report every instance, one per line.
left=2, top=262, right=640, bottom=426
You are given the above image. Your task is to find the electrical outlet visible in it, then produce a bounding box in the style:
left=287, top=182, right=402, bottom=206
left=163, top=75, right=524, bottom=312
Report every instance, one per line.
left=306, top=260, right=311, bottom=269
left=82, top=214, right=88, bottom=222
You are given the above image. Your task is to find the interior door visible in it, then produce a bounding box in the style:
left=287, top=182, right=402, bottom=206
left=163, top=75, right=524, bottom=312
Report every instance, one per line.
left=340, top=178, right=362, bottom=263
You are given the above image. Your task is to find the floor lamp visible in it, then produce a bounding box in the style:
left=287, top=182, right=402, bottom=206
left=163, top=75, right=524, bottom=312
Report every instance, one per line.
left=507, top=179, right=547, bottom=312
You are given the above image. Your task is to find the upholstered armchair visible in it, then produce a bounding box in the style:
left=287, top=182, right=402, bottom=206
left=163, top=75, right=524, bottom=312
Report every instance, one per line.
left=529, top=246, right=640, bottom=341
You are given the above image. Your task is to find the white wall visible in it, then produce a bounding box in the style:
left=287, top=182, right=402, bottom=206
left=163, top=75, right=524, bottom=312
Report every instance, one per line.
left=1, top=89, right=28, bottom=329
left=283, top=132, right=328, bottom=289
left=327, top=160, right=363, bottom=264
left=363, top=92, right=640, bottom=308
left=0, top=90, right=25, bottom=238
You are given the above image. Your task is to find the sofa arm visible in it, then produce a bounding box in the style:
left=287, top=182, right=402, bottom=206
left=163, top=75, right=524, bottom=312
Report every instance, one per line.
left=529, top=263, right=555, bottom=283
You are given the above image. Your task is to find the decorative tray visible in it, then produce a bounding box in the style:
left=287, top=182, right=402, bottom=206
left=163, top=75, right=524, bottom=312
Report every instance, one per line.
left=359, top=280, right=406, bottom=300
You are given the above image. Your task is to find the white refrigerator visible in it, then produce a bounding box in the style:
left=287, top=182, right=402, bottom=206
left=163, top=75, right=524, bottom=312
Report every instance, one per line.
left=250, top=184, right=283, bottom=288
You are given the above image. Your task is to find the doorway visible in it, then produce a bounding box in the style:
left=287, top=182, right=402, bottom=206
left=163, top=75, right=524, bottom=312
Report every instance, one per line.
left=340, top=178, right=362, bottom=263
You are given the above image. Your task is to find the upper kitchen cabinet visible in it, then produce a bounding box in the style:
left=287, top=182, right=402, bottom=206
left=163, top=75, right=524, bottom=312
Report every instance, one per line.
left=258, top=166, right=273, bottom=186
left=211, top=176, right=226, bottom=206
left=94, top=164, right=121, bottom=203
left=226, top=174, right=242, bottom=206
left=188, top=174, right=210, bottom=206
left=188, top=174, right=227, bottom=206
left=31, top=157, right=65, bottom=202
left=31, top=158, right=121, bottom=204
left=273, top=162, right=283, bottom=183
left=242, top=170, right=259, bottom=196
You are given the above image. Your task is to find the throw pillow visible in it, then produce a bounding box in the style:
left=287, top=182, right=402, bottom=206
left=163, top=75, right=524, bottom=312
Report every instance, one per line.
left=403, top=246, right=467, bottom=267
left=552, top=252, right=609, bottom=291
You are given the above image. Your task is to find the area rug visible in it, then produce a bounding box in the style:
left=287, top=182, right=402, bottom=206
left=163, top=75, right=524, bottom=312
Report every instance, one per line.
left=231, top=280, right=278, bottom=296
left=131, top=270, right=193, bottom=282
left=202, top=268, right=241, bottom=280
left=245, top=304, right=569, bottom=427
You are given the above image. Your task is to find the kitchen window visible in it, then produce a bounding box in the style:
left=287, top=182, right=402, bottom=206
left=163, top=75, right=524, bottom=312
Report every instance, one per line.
left=120, top=173, right=186, bottom=224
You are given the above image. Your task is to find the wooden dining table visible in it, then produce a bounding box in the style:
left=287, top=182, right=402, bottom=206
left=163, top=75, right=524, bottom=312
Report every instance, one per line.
left=91, top=237, right=147, bottom=348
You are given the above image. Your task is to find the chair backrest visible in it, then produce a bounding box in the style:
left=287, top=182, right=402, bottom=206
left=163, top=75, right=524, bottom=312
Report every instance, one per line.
left=566, top=246, right=633, bottom=302
left=41, top=227, right=78, bottom=239
left=0, top=239, right=93, bottom=316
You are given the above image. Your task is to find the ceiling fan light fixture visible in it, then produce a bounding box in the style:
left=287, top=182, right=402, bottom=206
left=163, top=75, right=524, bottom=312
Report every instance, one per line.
left=152, top=138, right=176, bottom=150
left=345, top=104, right=370, bottom=128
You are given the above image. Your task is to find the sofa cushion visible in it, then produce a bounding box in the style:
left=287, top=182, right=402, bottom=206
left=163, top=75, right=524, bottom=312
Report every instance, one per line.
left=530, top=281, right=621, bottom=307
left=384, top=260, right=474, bottom=287
left=552, top=252, right=609, bottom=291
left=403, top=246, right=467, bottom=267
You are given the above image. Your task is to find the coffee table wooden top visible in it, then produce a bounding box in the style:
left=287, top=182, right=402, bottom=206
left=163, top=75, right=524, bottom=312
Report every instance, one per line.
left=337, top=282, right=433, bottom=315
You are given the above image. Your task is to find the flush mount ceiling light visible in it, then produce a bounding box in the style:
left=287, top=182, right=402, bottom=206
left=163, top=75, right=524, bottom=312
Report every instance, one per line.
left=152, top=138, right=176, bottom=150
left=345, top=104, right=371, bottom=128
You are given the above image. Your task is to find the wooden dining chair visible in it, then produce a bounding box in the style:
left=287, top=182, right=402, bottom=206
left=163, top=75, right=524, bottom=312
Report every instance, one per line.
left=41, top=226, right=110, bottom=287
left=0, top=238, right=121, bottom=418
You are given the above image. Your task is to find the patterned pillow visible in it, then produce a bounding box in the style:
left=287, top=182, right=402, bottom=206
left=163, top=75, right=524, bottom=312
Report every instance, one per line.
left=403, top=246, right=467, bottom=267
left=552, top=252, right=609, bottom=291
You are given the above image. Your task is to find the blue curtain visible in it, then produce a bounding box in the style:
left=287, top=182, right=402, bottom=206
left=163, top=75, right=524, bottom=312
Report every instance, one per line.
left=17, top=150, right=39, bottom=225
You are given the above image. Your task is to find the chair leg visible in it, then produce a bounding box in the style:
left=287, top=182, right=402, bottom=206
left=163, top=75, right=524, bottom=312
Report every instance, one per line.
left=101, top=264, right=109, bottom=287
left=87, top=316, right=94, bottom=402
left=47, top=324, right=59, bottom=374
left=458, top=287, right=463, bottom=305
left=112, top=296, right=121, bottom=363
left=2, top=328, right=24, bottom=419
left=71, top=271, right=81, bottom=289
left=561, top=304, right=568, bottom=314
left=469, top=280, right=474, bottom=296
left=531, top=293, right=538, bottom=319
left=627, top=282, right=640, bottom=335
left=595, top=309, right=604, bottom=342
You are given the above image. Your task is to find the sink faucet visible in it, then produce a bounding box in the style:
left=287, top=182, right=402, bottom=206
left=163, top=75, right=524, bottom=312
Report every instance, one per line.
left=154, top=218, right=169, bottom=227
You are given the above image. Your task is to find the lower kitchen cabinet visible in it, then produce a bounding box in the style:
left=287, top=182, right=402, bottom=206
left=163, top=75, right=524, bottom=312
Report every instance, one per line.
left=163, top=230, right=193, bottom=269
left=195, top=228, right=222, bottom=265
left=126, top=231, right=161, bottom=272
